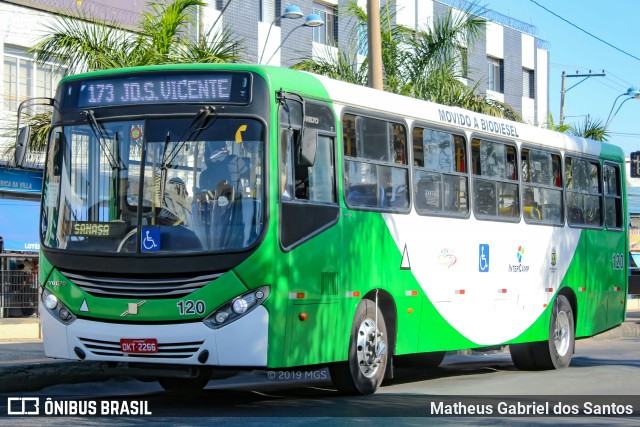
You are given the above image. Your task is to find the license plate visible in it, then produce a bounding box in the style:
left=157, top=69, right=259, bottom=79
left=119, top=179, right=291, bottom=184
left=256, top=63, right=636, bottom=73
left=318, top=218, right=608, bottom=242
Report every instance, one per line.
left=120, top=338, right=158, bottom=354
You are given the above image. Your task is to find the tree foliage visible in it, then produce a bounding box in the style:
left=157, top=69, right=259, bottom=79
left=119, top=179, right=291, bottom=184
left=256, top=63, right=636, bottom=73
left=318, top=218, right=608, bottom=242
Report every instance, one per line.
left=545, top=113, right=609, bottom=142
left=295, top=0, right=521, bottom=121
left=30, top=0, right=245, bottom=73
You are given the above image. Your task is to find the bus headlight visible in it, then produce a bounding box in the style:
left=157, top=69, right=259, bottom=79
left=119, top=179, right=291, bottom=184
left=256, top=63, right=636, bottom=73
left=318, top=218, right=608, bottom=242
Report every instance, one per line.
left=43, top=292, right=59, bottom=310
left=204, top=286, right=269, bottom=330
left=42, top=288, right=77, bottom=325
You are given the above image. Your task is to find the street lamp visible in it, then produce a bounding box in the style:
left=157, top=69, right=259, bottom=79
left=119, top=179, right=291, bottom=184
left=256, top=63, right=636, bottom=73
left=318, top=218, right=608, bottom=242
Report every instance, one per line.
left=605, top=87, right=640, bottom=128
left=258, top=5, right=304, bottom=65
left=263, top=13, right=324, bottom=66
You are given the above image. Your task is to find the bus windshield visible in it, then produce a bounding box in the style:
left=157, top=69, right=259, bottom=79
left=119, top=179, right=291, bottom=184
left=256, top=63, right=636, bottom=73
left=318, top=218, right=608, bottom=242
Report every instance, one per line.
left=41, top=116, right=265, bottom=255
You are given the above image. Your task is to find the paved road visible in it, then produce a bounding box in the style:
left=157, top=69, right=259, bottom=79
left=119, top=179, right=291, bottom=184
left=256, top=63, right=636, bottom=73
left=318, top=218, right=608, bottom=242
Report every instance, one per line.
left=0, top=312, right=638, bottom=425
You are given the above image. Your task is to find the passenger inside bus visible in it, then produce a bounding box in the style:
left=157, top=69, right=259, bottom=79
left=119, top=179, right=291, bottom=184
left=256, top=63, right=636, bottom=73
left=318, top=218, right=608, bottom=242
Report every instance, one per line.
left=523, top=188, right=541, bottom=220
left=199, top=141, right=245, bottom=197
left=197, top=141, right=248, bottom=249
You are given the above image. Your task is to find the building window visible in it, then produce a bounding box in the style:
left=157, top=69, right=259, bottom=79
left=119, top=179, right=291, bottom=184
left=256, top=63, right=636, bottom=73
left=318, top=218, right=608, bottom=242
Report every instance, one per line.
left=215, top=0, right=224, bottom=10
left=3, top=46, right=65, bottom=112
left=523, top=68, right=535, bottom=99
left=487, top=57, right=504, bottom=93
left=260, top=0, right=278, bottom=23
left=313, top=3, right=338, bottom=45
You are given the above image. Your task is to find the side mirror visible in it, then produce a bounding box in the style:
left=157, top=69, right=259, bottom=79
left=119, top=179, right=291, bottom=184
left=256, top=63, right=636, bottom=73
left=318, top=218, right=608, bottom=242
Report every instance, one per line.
left=15, top=126, right=31, bottom=168
left=297, top=128, right=317, bottom=167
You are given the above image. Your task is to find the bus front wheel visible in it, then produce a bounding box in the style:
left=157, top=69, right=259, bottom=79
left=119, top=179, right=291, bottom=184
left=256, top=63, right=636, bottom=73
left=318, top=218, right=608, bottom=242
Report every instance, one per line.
left=329, top=299, right=388, bottom=395
left=510, top=294, right=575, bottom=370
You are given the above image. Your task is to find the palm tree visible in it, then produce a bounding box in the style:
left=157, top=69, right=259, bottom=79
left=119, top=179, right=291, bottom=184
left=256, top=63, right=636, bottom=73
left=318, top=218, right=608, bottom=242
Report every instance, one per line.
left=546, top=113, right=574, bottom=134
left=295, top=1, right=521, bottom=121
left=30, top=0, right=245, bottom=73
left=571, top=115, right=609, bottom=142
left=546, top=113, right=609, bottom=142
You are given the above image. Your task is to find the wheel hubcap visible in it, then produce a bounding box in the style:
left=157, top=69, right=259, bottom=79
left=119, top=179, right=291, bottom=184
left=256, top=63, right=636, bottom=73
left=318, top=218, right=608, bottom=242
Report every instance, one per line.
left=356, top=317, right=386, bottom=378
left=554, top=311, right=570, bottom=357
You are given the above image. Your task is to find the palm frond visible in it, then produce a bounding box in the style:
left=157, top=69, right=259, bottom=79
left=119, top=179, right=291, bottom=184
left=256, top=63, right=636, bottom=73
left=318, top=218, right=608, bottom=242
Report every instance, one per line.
left=570, top=115, right=609, bottom=141
left=175, top=25, right=245, bottom=63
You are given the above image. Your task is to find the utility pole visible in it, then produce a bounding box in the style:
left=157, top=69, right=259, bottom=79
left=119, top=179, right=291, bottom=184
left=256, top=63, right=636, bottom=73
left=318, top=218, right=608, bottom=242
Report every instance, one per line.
left=559, top=72, right=566, bottom=126
left=559, top=70, right=605, bottom=126
left=367, top=0, right=383, bottom=90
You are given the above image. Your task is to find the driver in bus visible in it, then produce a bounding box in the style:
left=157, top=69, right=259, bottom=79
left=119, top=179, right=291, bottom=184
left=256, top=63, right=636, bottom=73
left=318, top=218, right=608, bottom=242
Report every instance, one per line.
left=199, top=141, right=246, bottom=203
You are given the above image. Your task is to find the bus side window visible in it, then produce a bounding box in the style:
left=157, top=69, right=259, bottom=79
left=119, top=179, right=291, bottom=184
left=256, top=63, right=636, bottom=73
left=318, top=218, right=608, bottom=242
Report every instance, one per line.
left=343, top=113, right=409, bottom=212
left=412, top=126, right=467, bottom=217
left=471, top=138, right=518, bottom=220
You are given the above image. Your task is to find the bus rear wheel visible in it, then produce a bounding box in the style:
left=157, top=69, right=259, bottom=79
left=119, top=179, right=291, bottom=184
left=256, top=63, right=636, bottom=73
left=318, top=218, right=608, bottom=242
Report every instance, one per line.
left=329, top=299, right=388, bottom=395
left=510, top=294, right=575, bottom=370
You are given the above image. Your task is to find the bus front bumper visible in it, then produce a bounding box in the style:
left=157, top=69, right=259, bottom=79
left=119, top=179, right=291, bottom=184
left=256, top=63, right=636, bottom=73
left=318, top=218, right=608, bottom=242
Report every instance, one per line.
left=41, top=305, right=269, bottom=367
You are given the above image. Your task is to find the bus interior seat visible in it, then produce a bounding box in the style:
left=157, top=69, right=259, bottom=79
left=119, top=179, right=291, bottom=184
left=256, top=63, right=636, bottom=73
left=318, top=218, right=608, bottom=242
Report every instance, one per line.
left=346, top=183, right=378, bottom=207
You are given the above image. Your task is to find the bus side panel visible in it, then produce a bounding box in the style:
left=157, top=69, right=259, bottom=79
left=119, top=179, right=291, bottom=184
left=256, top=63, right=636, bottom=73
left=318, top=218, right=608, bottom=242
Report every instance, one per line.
left=589, top=229, right=627, bottom=332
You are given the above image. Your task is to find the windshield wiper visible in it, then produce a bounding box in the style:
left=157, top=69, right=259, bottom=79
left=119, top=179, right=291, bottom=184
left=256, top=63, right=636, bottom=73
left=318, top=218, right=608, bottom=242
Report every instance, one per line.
left=161, top=106, right=218, bottom=170
left=84, top=109, right=126, bottom=171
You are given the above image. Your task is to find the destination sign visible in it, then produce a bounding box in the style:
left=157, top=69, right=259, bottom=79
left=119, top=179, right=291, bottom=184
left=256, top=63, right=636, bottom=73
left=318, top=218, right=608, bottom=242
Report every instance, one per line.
left=71, top=221, right=127, bottom=238
left=77, top=73, right=251, bottom=107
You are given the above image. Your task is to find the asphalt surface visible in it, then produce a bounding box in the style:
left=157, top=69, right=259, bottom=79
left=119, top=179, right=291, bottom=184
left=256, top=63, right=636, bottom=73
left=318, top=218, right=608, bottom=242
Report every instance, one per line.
left=0, top=311, right=638, bottom=393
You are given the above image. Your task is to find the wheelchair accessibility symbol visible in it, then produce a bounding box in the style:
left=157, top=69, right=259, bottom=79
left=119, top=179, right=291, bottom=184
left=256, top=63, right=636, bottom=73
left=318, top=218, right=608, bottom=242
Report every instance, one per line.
left=141, top=227, right=160, bottom=252
left=479, top=244, right=489, bottom=272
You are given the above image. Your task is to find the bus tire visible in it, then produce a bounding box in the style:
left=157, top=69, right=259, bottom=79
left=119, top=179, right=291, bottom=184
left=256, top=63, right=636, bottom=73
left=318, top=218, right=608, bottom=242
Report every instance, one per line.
left=329, top=298, right=388, bottom=395
left=510, top=294, right=575, bottom=370
left=539, top=294, right=575, bottom=369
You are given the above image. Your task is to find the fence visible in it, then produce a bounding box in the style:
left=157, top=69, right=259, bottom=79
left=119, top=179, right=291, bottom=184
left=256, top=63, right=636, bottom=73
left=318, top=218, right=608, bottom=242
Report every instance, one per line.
left=1, top=271, right=39, bottom=318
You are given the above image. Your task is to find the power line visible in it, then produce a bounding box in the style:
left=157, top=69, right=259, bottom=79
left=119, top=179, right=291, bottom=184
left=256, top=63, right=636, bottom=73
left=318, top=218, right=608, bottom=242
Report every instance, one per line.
left=529, top=0, right=640, bottom=62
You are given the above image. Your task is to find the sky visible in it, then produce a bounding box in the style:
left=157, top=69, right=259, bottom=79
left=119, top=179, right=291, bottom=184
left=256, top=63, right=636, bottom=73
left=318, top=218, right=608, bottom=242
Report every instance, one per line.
left=483, top=0, right=640, bottom=156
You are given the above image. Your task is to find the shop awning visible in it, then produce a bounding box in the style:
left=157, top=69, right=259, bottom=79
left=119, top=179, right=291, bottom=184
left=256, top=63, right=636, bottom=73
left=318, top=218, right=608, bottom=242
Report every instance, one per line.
left=0, top=199, right=40, bottom=252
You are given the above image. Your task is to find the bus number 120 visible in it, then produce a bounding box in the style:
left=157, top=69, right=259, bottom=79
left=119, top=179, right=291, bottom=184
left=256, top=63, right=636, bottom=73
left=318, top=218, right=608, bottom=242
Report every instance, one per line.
left=177, top=300, right=206, bottom=315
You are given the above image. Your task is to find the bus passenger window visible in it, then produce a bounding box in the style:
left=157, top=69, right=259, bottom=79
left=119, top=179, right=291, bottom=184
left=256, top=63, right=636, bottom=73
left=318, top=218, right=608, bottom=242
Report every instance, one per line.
left=343, top=113, right=409, bottom=212
left=604, top=164, right=622, bottom=229
left=566, top=157, right=601, bottom=227
left=521, top=148, right=563, bottom=225
left=471, top=138, right=518, bottom=220
left=413, top=127, right=468, bottom=217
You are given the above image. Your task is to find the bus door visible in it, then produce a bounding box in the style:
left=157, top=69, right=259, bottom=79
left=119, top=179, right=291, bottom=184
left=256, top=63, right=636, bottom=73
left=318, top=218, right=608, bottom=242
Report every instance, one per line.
left=278, top=97, right=341, bottom=366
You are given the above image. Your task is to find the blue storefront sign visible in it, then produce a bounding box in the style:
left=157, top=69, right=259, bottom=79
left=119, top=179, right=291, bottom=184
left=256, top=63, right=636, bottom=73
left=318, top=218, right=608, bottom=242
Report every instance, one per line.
left=0, top=198, right=40, bottom=252
left=0, top=168, right=43, bottom=193
left=0, top=167, right=42, bottom=252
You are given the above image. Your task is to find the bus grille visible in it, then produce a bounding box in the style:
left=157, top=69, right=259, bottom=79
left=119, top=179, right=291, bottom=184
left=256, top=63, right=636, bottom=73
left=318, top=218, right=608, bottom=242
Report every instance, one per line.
left=79, top=337, right=204, bottom=359
left=61, top=271, right=222, bottom=299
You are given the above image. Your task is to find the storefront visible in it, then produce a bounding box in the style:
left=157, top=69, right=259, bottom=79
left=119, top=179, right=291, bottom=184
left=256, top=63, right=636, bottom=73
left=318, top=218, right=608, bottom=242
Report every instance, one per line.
left=0, top=167, right=42, bottom=317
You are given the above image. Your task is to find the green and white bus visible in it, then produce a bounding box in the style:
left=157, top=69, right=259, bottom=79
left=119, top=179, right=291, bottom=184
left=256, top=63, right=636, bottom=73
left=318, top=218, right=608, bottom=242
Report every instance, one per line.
left=21, top=64, right=627, bottom=394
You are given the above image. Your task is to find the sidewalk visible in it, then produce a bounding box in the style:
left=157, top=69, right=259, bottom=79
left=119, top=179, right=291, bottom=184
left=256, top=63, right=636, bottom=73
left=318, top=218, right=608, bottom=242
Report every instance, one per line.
left=0, top=311, right=639, bottom=393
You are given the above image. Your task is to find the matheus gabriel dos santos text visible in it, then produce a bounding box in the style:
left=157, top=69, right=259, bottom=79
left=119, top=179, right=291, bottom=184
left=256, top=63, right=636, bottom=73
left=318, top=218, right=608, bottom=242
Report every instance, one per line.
left=430, top=400, right=634, bottom=416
